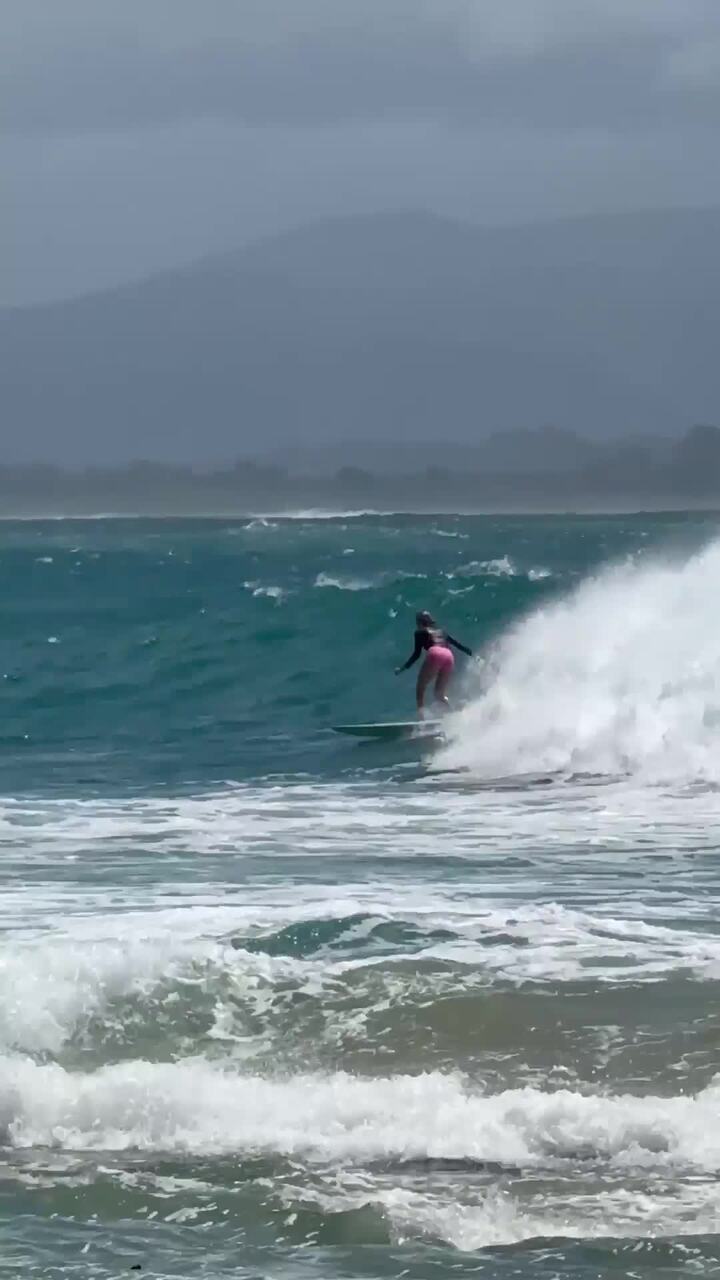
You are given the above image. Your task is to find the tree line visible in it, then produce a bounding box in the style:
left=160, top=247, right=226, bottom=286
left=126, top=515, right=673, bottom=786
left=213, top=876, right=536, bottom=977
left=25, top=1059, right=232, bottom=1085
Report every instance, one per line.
left=2, top=425, right=720, bottom=513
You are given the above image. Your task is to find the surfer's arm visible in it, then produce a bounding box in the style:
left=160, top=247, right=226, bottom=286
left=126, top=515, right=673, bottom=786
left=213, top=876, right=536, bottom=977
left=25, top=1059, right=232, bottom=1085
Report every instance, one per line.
left=396, top=632, right=424, bottom=673
left=448, top=634, right=472, bottom=657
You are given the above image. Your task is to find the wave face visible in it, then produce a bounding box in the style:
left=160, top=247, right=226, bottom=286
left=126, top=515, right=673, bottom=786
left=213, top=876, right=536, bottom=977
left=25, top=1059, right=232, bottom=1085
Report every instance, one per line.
left=2, top=510, right=709, bottom=788
left=4, top=511, right=720, bottom=1278
left=0, top=511, right=591, bottom=792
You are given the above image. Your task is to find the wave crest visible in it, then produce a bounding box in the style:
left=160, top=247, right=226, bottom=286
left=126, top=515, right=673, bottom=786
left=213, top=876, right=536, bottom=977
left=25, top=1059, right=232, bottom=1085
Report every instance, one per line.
left=441, top=541, right=720, bottom=782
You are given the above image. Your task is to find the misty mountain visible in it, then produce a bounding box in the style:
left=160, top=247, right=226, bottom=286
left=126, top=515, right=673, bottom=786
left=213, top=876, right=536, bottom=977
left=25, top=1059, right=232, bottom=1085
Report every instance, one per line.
left=2, top=207, right=720, bottom=463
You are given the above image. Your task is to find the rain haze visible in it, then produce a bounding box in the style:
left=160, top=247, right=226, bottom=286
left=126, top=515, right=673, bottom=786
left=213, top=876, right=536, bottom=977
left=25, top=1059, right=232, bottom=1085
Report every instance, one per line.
left=3, top=0, right=720, bottom=494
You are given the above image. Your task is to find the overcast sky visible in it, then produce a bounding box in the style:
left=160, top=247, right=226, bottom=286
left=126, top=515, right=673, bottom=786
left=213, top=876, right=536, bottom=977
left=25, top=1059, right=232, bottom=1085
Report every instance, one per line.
left=6, top=0, right=720, bottom=305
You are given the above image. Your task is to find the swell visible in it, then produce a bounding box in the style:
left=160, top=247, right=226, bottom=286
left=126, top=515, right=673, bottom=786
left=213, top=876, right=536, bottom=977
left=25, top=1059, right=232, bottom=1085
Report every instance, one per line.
left=4, top=908, right=720, bottom=1094
left=5, top=511, right=706, bottom=792
left=0, top=515, right=574, bottom=787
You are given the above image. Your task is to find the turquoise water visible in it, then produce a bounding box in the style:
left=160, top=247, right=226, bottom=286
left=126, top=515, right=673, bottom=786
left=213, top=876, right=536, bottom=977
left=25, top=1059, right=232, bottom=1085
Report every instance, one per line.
left=4, top=512, right=720, bottom=1278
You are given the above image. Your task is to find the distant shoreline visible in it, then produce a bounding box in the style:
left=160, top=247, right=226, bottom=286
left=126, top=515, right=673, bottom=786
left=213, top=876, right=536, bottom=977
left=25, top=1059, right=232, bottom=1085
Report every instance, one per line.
left=1, top=423, right=719, bottom=517
left=0, top=500, right=719, bottom=519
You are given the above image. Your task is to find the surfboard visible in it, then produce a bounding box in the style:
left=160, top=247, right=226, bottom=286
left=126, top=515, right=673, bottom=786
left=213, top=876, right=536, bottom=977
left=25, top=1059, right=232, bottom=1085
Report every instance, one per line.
left=332, top=721, right=444, bottom=740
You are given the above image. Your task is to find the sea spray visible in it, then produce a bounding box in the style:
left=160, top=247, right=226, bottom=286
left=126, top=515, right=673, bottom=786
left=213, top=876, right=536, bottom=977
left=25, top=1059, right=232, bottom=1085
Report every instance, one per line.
left=439, top=540, right=720, bottom=781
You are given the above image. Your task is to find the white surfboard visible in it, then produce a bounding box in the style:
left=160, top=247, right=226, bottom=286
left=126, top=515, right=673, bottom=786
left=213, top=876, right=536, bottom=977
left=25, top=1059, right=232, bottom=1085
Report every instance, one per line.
left=332, top=720, right=444, bottom=740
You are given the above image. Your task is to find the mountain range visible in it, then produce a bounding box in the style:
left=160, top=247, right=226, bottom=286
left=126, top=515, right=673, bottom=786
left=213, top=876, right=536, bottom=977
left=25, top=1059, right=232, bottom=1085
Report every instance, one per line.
left=3, top=206, right=720, bottom=463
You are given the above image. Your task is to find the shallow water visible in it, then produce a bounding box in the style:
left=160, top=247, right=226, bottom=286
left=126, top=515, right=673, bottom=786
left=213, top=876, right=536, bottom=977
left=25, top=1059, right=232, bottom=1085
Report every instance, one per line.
left=3, top=512, right=720, bottom=1277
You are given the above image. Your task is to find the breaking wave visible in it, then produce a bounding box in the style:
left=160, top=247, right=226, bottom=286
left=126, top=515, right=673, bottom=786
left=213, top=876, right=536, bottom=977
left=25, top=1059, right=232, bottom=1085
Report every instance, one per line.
left=441, top=540, right=720, bottom=782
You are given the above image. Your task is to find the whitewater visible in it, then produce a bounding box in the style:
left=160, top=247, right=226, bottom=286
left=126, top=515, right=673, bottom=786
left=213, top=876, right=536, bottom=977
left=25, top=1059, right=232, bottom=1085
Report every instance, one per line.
left=2, top=511, right=720, bottom=1279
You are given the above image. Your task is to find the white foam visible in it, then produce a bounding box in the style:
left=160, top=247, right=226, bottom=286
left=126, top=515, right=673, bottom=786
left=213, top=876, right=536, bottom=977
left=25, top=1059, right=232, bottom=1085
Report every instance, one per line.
left=3, top=778, right=720, bottom=927
left=441, top=539, right=720, bottom=782
left=448, top=557, right=550, bottom=581
left=256, top=509, right=389, bottom=520
left=243, top=578, right=286, bottom=599
left=288, top=1181, right=554, bottom=1249
left=314, top=572, right=376, bottom=591
left=0, top=931, right=222, bottom=1055
left=453, top=555, right=517, bottom=578
left=5, top=1062, right=720, bottom=1170
left=291, top=1178, right=720, bottom=1250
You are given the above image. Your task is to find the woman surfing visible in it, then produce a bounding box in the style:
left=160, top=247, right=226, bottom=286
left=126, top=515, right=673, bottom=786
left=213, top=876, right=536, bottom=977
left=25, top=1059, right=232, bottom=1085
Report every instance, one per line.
left=395, top=611, right=472, bottom=719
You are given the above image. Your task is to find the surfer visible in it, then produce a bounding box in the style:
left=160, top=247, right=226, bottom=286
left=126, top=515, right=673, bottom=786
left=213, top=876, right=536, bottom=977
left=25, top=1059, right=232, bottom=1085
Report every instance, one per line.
left=395, top=611, right=472, bottom=717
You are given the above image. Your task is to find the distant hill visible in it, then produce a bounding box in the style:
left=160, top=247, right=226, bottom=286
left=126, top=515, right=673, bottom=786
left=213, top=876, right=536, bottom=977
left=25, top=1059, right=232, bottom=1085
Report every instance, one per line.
left=2, top=207, right=720, bottom=463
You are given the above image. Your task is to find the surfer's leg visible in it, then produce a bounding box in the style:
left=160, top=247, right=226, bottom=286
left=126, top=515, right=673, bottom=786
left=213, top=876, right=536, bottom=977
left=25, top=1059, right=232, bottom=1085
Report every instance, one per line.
left=434, top=668, right=451, bottom=708
left=416, top=658, right=434, bottom=718
left=433, top=649, right=454, bottom=709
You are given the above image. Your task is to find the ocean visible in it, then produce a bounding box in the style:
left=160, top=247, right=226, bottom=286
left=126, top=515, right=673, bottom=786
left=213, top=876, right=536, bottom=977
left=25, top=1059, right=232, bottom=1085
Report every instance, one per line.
left=3, top=510, right=720, bottom=1278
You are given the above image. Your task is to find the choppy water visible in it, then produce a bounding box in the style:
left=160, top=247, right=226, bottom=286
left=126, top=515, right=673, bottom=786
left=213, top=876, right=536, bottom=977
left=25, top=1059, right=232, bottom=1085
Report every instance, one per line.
left=4, top=511, right=720, bottom=1278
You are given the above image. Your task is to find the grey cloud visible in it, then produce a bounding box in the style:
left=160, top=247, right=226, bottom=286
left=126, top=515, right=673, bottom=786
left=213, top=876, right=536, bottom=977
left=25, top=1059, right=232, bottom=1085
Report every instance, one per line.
left=7, top=0, right=720, bottom=306
left=4, top=0, right=720, bottom=135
